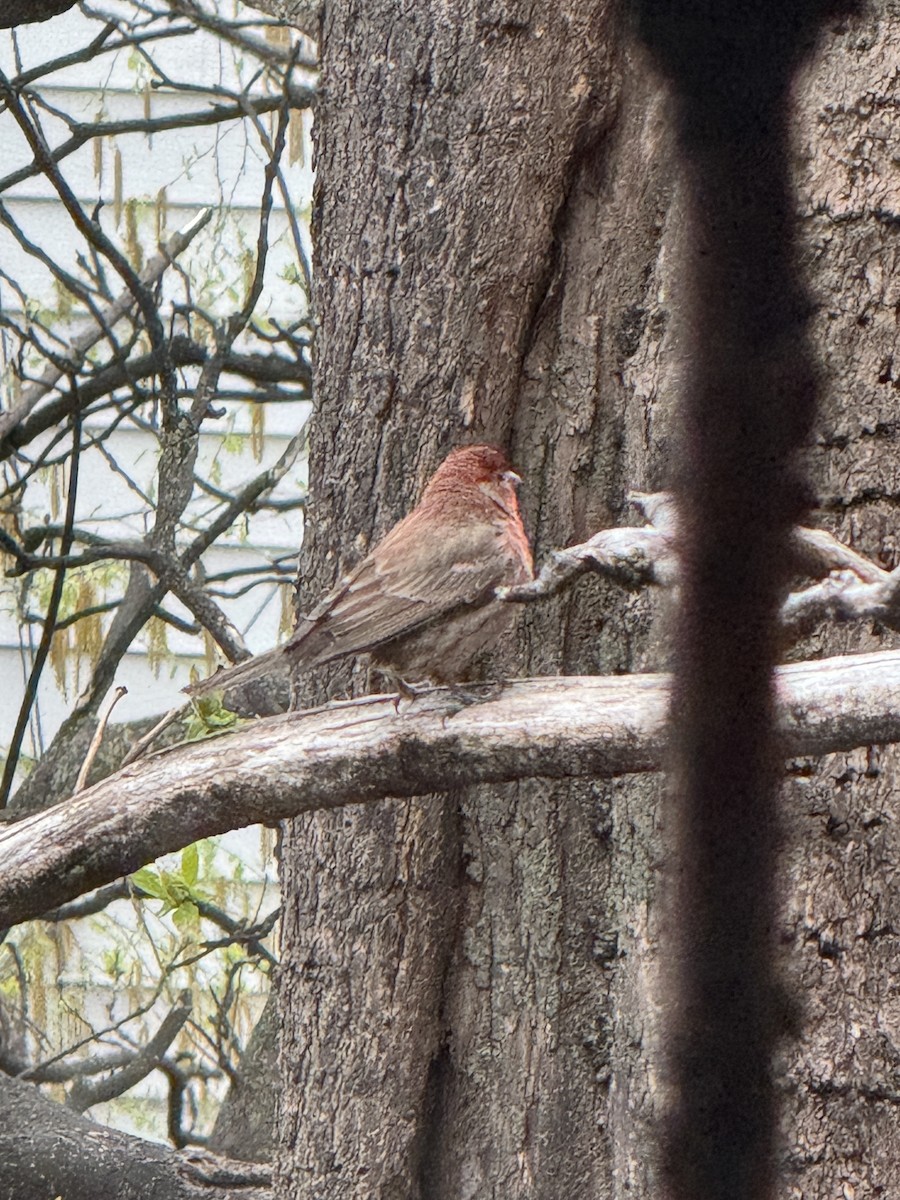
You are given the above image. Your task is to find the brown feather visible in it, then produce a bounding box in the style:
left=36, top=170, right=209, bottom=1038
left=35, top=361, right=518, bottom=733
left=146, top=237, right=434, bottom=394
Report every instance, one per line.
left=187, top=444, right=533, bottom=696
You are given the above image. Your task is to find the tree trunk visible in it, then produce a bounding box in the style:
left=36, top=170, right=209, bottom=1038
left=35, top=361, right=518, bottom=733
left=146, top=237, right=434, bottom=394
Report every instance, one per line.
left=272, top=2, right=900, bottom=1198
left=276, top=4, right=670, bottom=1197
left=778, top=14, right=900, bottom=1196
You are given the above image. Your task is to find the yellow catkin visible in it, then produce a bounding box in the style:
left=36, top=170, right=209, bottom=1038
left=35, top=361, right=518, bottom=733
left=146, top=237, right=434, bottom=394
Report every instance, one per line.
left=125, top=200, right=143, bottom=272
left=156, top=186, right=167, bottom=244
left=251, top=402, right=265, bottom=462
left=289, top=111, right=304, bottom=166
left=279, top=576, right=295, bottom=640
left=146, top=614, right=169, bottom=677
left=113, top=147, right=123, bottom=227
left=203, top=628, right=217, bottom=676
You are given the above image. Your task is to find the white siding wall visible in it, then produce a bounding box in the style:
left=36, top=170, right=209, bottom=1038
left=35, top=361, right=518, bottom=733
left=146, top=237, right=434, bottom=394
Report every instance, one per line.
left=0, top=2, right=313, bottom=758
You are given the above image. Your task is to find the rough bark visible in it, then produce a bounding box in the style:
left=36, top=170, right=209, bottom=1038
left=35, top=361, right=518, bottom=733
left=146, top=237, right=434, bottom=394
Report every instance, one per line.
left=3, top=652, right=898, bottom=931
left=275, top=3, right=670, bottom=1198
left=0, top=0, right=76, bottom=28
left=210, top=995, right=279, bottom=1163
left=250, top=2, right=900, bottom=1198
left=777, top=12, right=900, bottom=1197
left=0, top=1073, right=271, bottom=1200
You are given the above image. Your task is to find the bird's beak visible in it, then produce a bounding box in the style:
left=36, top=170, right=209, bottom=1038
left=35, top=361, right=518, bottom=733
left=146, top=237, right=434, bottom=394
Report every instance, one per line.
left=502, top=469, right=522, bottom=487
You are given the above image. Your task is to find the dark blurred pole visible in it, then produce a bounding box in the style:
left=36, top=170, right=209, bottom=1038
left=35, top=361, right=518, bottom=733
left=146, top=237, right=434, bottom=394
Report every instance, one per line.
left=628, top=4, right=855, bottom=1198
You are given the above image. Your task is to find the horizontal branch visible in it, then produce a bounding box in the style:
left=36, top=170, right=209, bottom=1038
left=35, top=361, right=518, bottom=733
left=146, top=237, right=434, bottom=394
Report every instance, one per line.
left=5, top=336, right=310, bottom=455
left=0, top=1071, right=271, bottom=1200
left=501, top=498, right=900, bottom=633
left=2, top=650, right=899, bottom=928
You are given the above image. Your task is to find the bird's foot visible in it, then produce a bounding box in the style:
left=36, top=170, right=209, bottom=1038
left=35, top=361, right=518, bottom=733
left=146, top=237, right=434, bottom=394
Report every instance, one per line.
left=445, top=680, right=504, bottom=706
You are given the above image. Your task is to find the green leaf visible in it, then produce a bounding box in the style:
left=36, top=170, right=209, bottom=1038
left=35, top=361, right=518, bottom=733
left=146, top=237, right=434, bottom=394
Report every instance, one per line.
left=132, top=867, right=166, bottom=900
left=181, top=843, right=199, bottom=887
left=172, top=901, right=200, bottom=931
left=184, top=694, right=242, bottom=741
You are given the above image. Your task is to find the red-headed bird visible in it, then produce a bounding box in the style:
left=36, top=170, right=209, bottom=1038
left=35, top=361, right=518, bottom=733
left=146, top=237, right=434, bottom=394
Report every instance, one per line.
left=187, top=443, right=533, bottom=696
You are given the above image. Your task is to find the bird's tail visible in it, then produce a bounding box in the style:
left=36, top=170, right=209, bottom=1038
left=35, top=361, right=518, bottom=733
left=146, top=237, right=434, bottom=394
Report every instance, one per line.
left=184, top=645, right=289, bottom=698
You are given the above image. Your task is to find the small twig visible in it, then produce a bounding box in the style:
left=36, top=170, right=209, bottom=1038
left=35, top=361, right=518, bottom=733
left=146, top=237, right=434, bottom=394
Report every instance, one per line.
left=173, top=905, right=281, bottom=970
left=120, top=704, right=188, bottom=768
left=0, top=403, right=81, bottom=809
left=68, top=990, right=193, bottom=1113
left=74, top=686, right=128, bottom=793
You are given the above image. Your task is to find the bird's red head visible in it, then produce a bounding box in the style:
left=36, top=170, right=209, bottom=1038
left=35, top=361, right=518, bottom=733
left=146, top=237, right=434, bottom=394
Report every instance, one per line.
left=419, top=446, right=529, bottom=574
left=424, top=444, right=521, bottom=493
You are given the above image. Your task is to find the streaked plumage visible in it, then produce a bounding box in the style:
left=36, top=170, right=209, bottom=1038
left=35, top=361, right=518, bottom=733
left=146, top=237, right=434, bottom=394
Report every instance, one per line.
left=187, top=444, right=533, bottom=696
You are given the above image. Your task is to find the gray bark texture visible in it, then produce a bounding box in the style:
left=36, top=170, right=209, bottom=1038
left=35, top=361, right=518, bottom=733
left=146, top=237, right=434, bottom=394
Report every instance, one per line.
left=276, top=3, right=670, bottom=1199
left=247, top=1, right=900, bottom=1198
left=4, top=653, right=899, bottom=932
left=0, top=1072, right=271, bottom=1200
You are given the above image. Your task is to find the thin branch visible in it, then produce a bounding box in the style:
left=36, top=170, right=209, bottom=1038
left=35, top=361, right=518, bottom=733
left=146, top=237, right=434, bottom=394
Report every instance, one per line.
left=2, top=532, right=249, bottom=662
left=120, top=705, right=188, bottom=768
left=2, top=649, right=900, bottom=927
left=39, top=882, right=278, bottom=970
left=69, top=991, right=192, bottom=1113
left=501, top=497, right=900, bottom=633
left=5, top=338, right=310, bottom=457
left=0, top=209, right=213, bottom=448
left=0, top=405, right=81, bottom=809
left=164, top=0, right=317, bottom=68
left=74, top=686, right=128, bottom=793
left=173, top=905, right=280, bottom=970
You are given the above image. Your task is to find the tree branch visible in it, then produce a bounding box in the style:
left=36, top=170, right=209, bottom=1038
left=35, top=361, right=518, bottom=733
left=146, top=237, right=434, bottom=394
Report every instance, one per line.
left=0, top=1071, right=271, bottom=1200
left=0, top=209, right=212, bottom=451
left=2, top=649, right=899, bottom=928
left=5, top=338, right=310, bottom=457
left=69, top=991, right=193, bottom=1113
left=501, top=497, right=900, bottom=632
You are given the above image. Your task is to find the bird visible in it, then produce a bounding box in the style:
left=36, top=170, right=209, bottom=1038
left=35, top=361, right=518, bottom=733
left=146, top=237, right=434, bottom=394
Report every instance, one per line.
left=187, top=443, right=533, bottom=698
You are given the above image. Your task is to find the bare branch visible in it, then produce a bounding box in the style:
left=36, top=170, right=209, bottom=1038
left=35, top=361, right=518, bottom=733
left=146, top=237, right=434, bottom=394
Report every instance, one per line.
left=164, top=0, right=317, bottom=68
left=5, top=338, right=310, bottom=456
left=501, top=498, right=900, bottom=634
left=2, top=531, right=249, bottom=663
left=499, top=526, right=677, bottom=602
left=2, top=649, right=900, bottom=927
left=783, top=566, right=900, bottom=634
left=0, top=209, right=213, bottom=449
left=69, top=991, right=193, bottom=1113
left=0, top=1071, right=272, bottom=1200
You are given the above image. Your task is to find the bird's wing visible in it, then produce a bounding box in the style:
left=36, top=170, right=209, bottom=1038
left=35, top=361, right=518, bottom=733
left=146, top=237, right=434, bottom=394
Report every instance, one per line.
left=285, top=511, right=510, bottom=666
